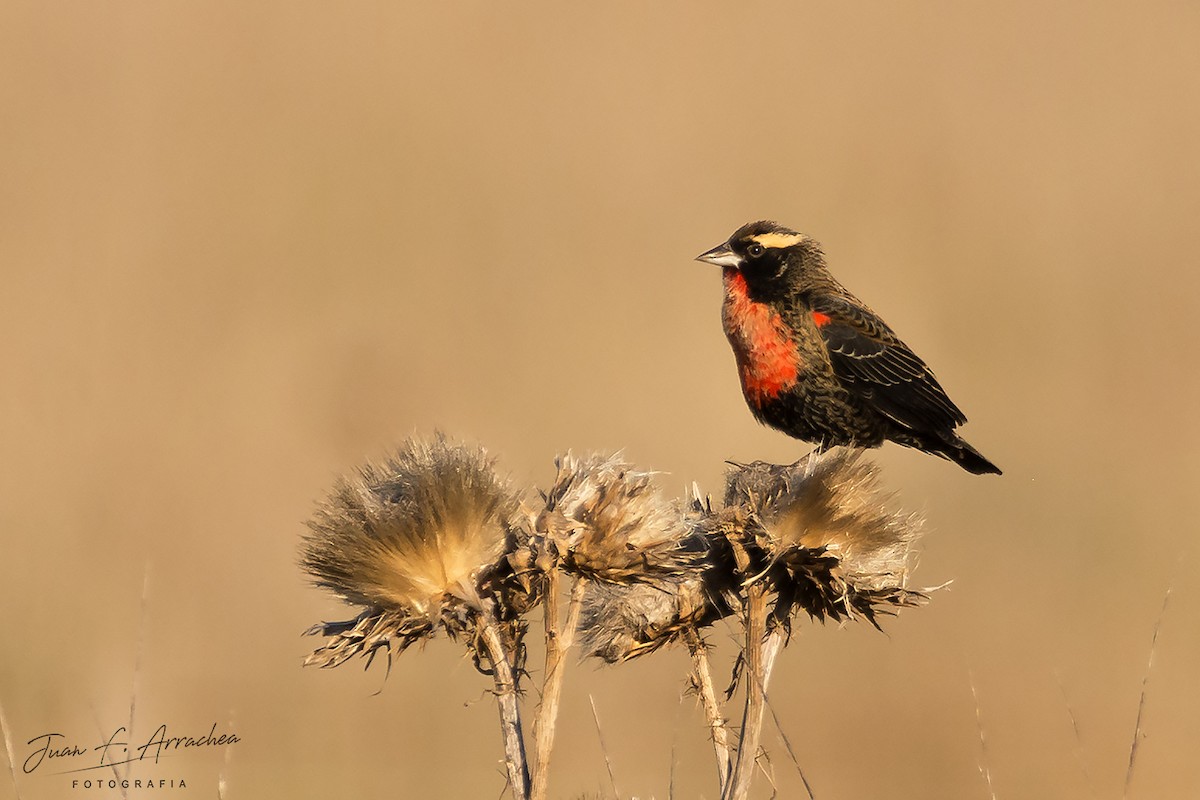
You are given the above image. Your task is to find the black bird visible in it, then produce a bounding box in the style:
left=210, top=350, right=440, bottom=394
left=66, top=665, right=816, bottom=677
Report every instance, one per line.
left=696, top=220, right=1000, bottom=475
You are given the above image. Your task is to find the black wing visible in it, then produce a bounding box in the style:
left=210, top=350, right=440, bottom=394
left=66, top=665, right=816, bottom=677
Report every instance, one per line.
left=812, top=295, right=968, bottom=433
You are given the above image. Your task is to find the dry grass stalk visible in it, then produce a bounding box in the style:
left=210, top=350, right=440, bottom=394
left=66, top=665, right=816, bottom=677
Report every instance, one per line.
left=1124, top=585, right=1173, bottom=800
left=588, top=695, right=621, bottom=800
left=0, top=697, right=23, bottom=800
left=968, top=668, right=998, bottom=800
left=216, top=710, right=236, bottom=800
left=1053, top=671, right=1097, bottom=799
left=764, top=690, right=816, bottom=799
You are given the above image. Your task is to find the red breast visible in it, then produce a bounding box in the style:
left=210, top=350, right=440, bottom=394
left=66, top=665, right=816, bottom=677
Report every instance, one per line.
left=721, top=270, right=801, bottom=408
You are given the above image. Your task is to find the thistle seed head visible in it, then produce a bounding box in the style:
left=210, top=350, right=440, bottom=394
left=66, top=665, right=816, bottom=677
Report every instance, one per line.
left=301, top=436, right=527, bottom=666
left=576, top=508, right=744, bottom=663
left=538, top=453, right=700, bottom=584
left=724, top=448, right=927, bottom=624
left=578, top=579, right=709, bottom=663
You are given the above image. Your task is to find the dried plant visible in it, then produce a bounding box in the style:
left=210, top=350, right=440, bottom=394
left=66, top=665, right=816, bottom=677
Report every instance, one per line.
left=576, top=512, right=738, bottom=663
left=301, top=437, right=520, bottom=617
left=538, top=453, right=700, bottom=584
left=576, top=451, right=924, bottom=662
left=725, top=449, right=926, bottom=626
left=300, top=436, right=533, bottom=798
left=569, top=448, right=929, bottom=799
left=721, top=448, right=926, bottom=799
left=530, top=453, right=711, bottom=799
left=300, top=439, right=936, bottom=800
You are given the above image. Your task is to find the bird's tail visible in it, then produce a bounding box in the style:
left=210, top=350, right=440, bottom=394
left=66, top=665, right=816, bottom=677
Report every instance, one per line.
left=937, top=433, right=1002, bottom=475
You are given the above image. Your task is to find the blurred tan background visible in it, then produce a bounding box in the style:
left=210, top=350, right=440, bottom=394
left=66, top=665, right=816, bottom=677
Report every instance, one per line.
left=2, top=1, right=1199, bottom=798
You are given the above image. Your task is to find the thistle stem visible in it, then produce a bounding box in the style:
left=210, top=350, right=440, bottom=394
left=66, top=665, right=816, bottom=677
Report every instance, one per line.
left=724, top=533, right=788, bottom=800
left=686, top=628, right=732, bottom=795
left=478, top=604, right=531, bottom=800
left=725, top=580, right=766, bottom=800
left=531, top=573, right=587, bottom=800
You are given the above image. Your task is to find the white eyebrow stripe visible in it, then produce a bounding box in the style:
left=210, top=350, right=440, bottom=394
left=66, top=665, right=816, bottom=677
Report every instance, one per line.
left=749, top=232, right=806, bottom=249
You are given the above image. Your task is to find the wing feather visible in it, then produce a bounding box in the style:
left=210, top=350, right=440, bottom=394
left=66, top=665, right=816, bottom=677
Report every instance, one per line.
left=812, top=296, right=968, bottom=431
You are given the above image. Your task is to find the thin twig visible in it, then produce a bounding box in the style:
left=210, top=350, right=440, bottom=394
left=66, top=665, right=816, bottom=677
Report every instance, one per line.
left=126, top=561, right=151, bottom=791
left=754, top=633, right=785, bottom=790
left=589, top=695, right=621, bottom=800
left=85, top=705, right=131, bottom=800
left=531, top=573, right=586, bottom=800
left=669, top=692, right=685, bottom=800
left=686, top=628, right=732, bottom=794
left=967, top=668, right=997, bottom=800
left=1053, top=671, right=1095, bottom=800
left=757, top=746, right=778, bottom=797
left=0, top=697, right=23, bottom=800
left=765, top=693, right=816, bottom=799
left=669, top=734, right=677, bottom=800
left=1124, top=586, right=1172, bottom=800
left=477, top=603, right=531, bottom=800
left=217, top=709, right=236, bottom=800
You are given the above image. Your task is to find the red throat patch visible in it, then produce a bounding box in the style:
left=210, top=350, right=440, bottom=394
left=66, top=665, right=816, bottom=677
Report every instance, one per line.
left=721, top=270, right=801, bottom=409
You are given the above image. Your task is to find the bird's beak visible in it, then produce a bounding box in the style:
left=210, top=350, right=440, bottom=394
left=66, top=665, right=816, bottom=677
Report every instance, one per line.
left=695, top=242, right=742, bottom=268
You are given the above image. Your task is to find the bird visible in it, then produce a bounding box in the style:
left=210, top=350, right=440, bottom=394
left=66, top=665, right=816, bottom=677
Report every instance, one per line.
left=696, top=220, right=1001, bottom=475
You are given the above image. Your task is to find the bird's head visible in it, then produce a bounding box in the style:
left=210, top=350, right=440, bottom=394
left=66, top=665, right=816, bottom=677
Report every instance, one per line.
left=696, top=221, right=824, bottom=296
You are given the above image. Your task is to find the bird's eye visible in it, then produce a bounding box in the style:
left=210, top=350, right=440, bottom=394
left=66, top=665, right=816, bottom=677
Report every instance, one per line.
left=747, top=243, right=764, bottom=258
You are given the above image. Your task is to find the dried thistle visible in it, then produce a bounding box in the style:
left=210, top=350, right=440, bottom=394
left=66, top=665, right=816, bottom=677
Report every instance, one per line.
left=578, top=579, right=701, bottom=662
left=576, top=449, right=928, bottom=664
left=299, top=439, right=938, bottom=800
left=577, top=509, right=740, bottom=663
left=529, top=451, right=683, bottom=800
left=538, top=453, right=699, bottom=584
left=301, top=436, right=534, bottom=798
left=531, top=453, right=700, bottom=798
left=724, top=448, right=926, bottom=626
left=300, top=436, right=527, bottom=667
